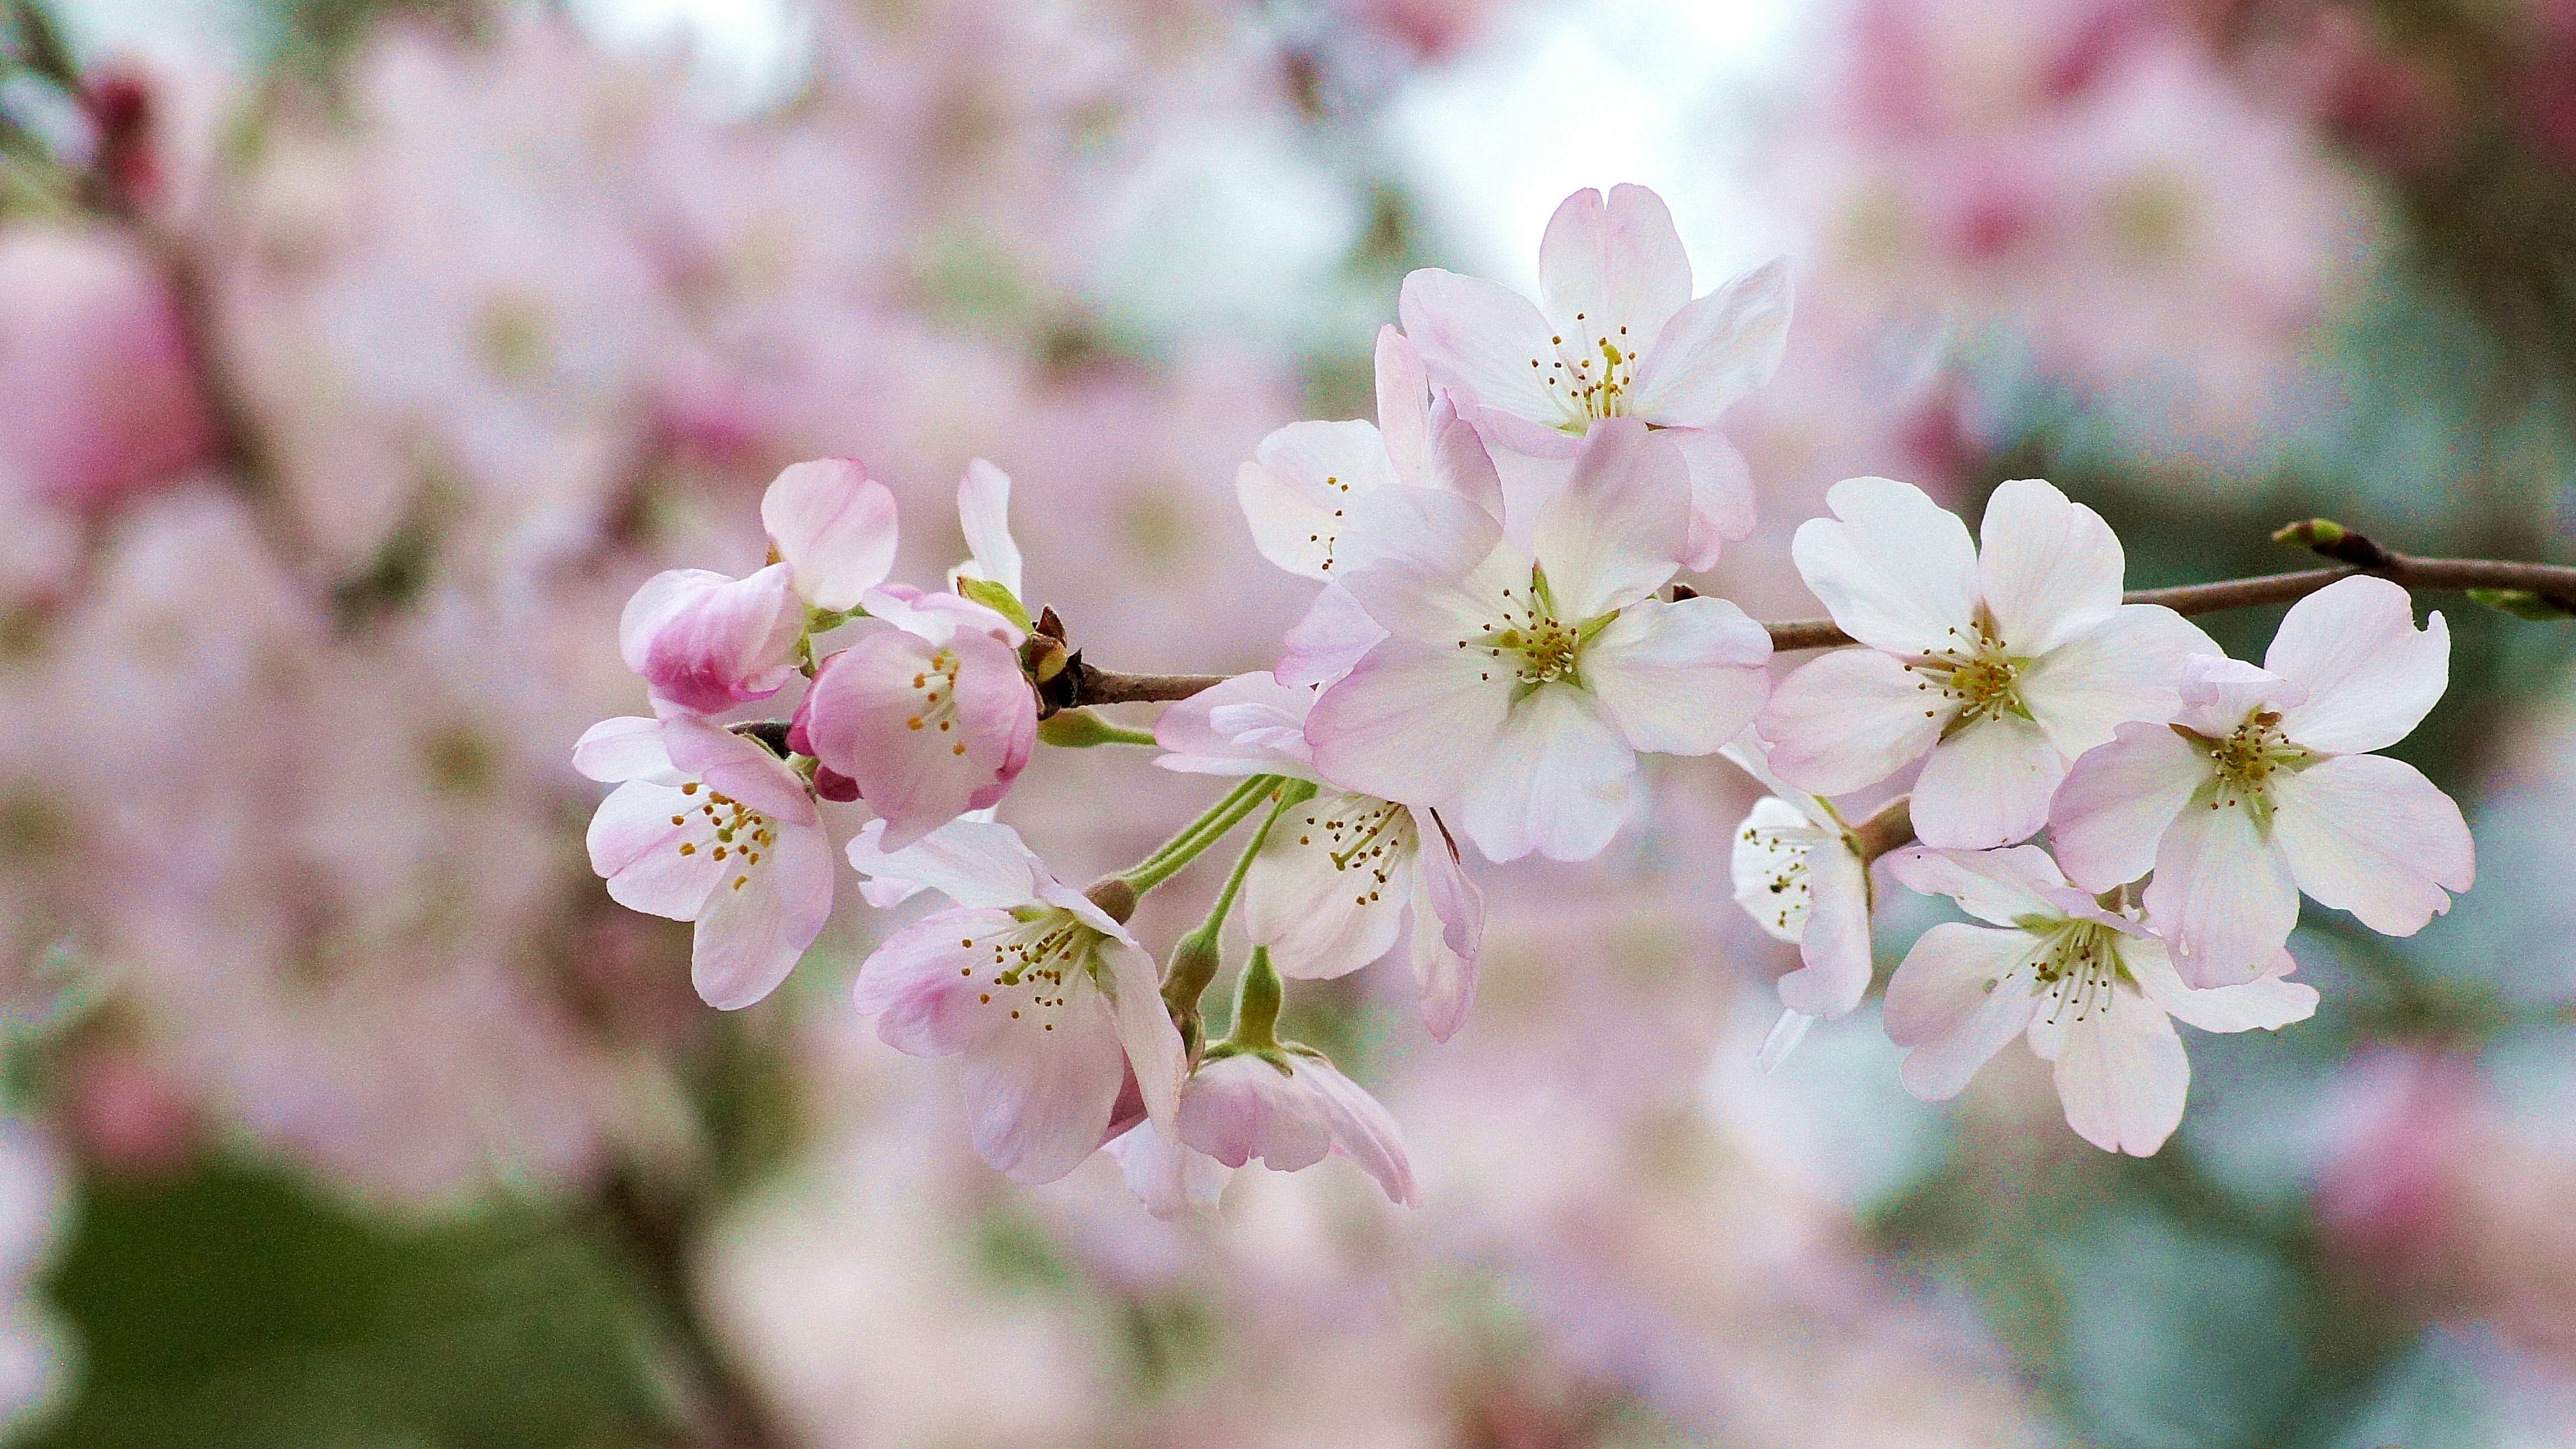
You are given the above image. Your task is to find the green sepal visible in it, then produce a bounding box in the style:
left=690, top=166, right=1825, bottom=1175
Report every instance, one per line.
left=957, top=576, right=1034, bottom=635
left=1036, top=708, right=1157, bottom=748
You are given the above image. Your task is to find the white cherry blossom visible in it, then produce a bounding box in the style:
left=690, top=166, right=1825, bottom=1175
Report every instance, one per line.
left=1398, top=183, right=1790, bottom=570
left=1720, top=736, right=1874, bottom=1071
left=1883, top=845, right=2318, bottom=1156
left=2050, top=575, right=2473, bottom=985
left=1758, top=476, right=2217, bottom=850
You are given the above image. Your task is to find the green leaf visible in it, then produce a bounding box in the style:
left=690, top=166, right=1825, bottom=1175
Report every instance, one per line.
left=2467, top=587, right=2576, bottom=621
left=955, top=577, right=1034, bottom=635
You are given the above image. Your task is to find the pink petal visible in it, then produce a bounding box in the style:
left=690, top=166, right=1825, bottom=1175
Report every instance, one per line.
left=1582, top=595, right=1772, bottom=755
left=1374, top=325, right=1430, bottom=489
left=2049, top=721, right=2210, bottom=892
left=853, top=909, right=1018, bottom=1055
left=1409, top=806, right=1484, bottom=1041
left=2019, top=606, right=2220, bottom=759
left=958, top=986, right=1128, bottom=1184
left=1420, top=391, right=1507, bottom=518
left=759, top=458, right=899, bottom=612
left=2145, top=796, right=2301, bottom=987
left=844, top=816, right=1045, bottom=911
left=1666, top=426, right=1757, bottom=570
left=1276, top=584, right=1388, bottom=690
left=1153, top=671, right=1314, bottom=777
left=1104, top=937, right=1185, bottom=1133
left=1106, top=1121, right=1229, bottom=1218
left=588, top=779, right=720, bottom=918
left=1537, top=184, right=1693, bottom=353
left=954, top=459, right=1023, bottom=599
left=1529, top=417, right=1688, bottom=621
left=627, top=565, right=803, bottom=715
left=2267, top=576, right=2450, bottom=755
left=1236, top=419, right=1401, bottom=582
left=1885, top=844, right=2084, bottom=929
left=1307, top=637, right=1512, bottom=807
left=2271, top=753, right=2474, bottom=936
left=1885, top=923, right=2042, bottom=1100
left=1910, top=712, right=2063, bottom=849
left=1778, top=845, right=1873, bottom=1019
left=1333, top=484, right=1521, bottom=643
left=2175, top=654, right=2306, bottom=737
left=802, top=627, right=1032, bottom=850
left=572, top=716, right=677, bottom=784
left=1397, top=268, right=1568, bottom=426
left=1789, top=476, right=1979, bottom=655
left=1451, top=682, right=1635, bottom=863
left=2128, top=942, right=2318, bottom=1034
left=1178, top=1055, right=1333, bottom=1172
left=690, top=818, right=833, bottom=1010
left=660, top=713, right=820, bottom=824
left=1974, top=478, right=2123, bottom=656
left=1628, top=256, right=1793, bottom=428
left=1297, top=1054, right=1419, bottom=1206
left=1757, top=646, right=1949, bottom=796
left=2051, top=988, right=2189, bottom=1155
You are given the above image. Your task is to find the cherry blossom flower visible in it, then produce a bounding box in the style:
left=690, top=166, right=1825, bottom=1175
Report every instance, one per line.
left=2049, top=575, right=2473, bottom=984
left=1106, top=1048, right=1419, bottom=1216
left=1307, top=418, right=1773, bottom=863
left=794, top=462, right=1039, bottom=849
left=574, top=712, right=834, bottom=1010
left=845, top=817, right=1185, bottom=1184
left=1397, top=184, right=1791, bottom=570
left=1719, top=736, right=1874, bottom=1071
left=1757, top=475, right=2216, bottom=850
left=1155, top=671, right=1484, bottom=1039
left=619, top=458, right=900, bottom=715
left=1882, top=844, right=2318, bottom=1155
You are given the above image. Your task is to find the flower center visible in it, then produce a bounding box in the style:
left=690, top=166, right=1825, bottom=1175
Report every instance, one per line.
left=1294, top=795, right=1415, bottom=907
left=1458, top=570, right=1605, bottom=690
left=2028, top=918, right=2127, bottom=1024
left=1529, top=313, right=1641, bottom=427
left=1737, top=822, right=1813, bottom=939
left=2206, top=710, right=2303, bottom=803
left=1904, top=621, right=2027, bottom=730
left=665, top=781, right=775, bottom=895
left=905, top=648, right=971, bottom=759
left=954, top=909, right=1103, bottom=1032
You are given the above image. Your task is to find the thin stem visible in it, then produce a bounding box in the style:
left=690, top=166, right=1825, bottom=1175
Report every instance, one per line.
left=1069, top=667, right=1231, bottom=708
left=1206, top=782, right=1309, bottom=938
left=1123, top=775, right=1283, bottom=895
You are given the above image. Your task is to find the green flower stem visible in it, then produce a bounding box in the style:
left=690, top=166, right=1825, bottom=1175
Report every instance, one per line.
left=1226, top=948, right=1285, bottom=1054
left=1034, top=709, right=1160, bottom=748
left=1160, top=780, right=1315, bottom=1019
left=1123, top=775, right=1280, bottom=892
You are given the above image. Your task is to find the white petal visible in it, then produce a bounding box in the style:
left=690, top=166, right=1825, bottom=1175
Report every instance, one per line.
left=1297, top=1053, right=1419, bottom=1207
left=1307, top=637, right=1512, bottom=807
left=1885, top=923, right=2041, bottom=1101
left=2267, top=576, right=2450, bottom=755
left=1717, top=733, right=1835, bottom=830
left=1530, top=418, right=1688, bottom=621
left=1451, top=682, right=1635, bottom=863
left=1781, top=843, right=1874, bottom=1020
left=1628, top=256, right=1793, bottom=427
left=1909, top=712, right=2063, bottom=850
left=2019, top=605, right=2220, bottom=759
left=950, top=458, right=1025, bottom=599
left=1884, top=843, right=2081, bottom=928
left=1276, top=584, right=1389, bottom=690
left=1243, top=791, right=1415, bottom=980
left=1333, top=485, right=1523, bottom=644
left=2048, top=721, right=2210, bottom=892
left=2143, top=794, right=2301, bottom=987
left=1790, top=476, right=1980, bottom=655
left=844, top=816, right=1044, bottom=911
left=590, top=780, right=722, bottom=920
left=2271, top=753, right=2474, bottom=936
left=1374, top=325, right=1430, bottom=488
left=659, top=713, right=820, bottom=824
left=1732, top=796, right=1824, bottom=943
left=1106, top=1121, right=1229, bottom=1218
left=1756, top=646, right=1951, bottom=796
left=1666, top=426, right=1757, bottom=570
left=572, top=716, right=678, bottom=784
left=1235, top=420, right=1401, bottom=582
left=691, top=819, right=833, bottom=1010
left=1409, top=806, right=1483, bottom=1041
left=1105, top=938, right=1186, bottom=1133
left=959, top=985, right=1127, bottom=1185
left=1975, top=479, right=2124, bottom=656
left=1153, top=670, right=1316, bottom=777
left=2051, top=987, right=2189, bottom=1156
left=1583, top=595, right=1772, bottom=756
left=1419, top=391, right=1507, bottom=517
left=2127, top=940, right=2318, bottom=1034
left=760, top=458, right=899, bottom=612
left=1537, top=184, right=1693, bottom=351
left=1397, top=268, right=1570, bottom=425
left=2176, top=653, right=2306, bottom=737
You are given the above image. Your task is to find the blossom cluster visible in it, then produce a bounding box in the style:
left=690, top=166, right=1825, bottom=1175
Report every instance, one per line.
left=582, top=179, right=2477, bottom=1212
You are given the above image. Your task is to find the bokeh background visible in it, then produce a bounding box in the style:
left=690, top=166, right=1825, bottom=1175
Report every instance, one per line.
left=5, top=0, right=2576, bottom=1443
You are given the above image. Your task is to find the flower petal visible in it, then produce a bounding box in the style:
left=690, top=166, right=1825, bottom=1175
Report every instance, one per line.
left=1538, top=184, right=1693, bottom=354
left=760, top=458, right=899, bottom=612
left=1236, top=420, right=1401, bottom=582
left=1530, top=417, right=1688, bottom=621
left=958, top=987, right=1127, bottom=1184
left=1153, top=671, right=1315, bottom=777
left=1909, top=712, right=2064, bottom=850
left=1333, top=484, right=1522, bottom=644
left=1105, top=938, right=1185, bottom=1133
left=1106, top=1120, right=1229, bottom=1218
left=1885, top=923, right=2041, bottom=1100
left=844, top=816, right=1045, bottom=911
left=2049, top=721, right=2210, bottom=892
left=1243, top=790, right=1415, bottom=980
left=1975, top=478, right=2124, bottom=656
left=1375, top=325, right=1430, bottom=489
left=2051, top=988, right=2188, bottom=1155
left=951, top=458, right=1024, bottom=599
left=2271, top=753, right=2474, bottom=936
left=1757, top=645, right=1951, bottom=796
left=2127, top=940, right=2318, bottom=1034
left=1178, top=1055, right=1333, bottom=1172
left=1780, top=842, right=1873, bottom=1019
left=1307, top=637, right=1512, bottom=807
left=1420, top=391, right=1507, bottom=517
left=1451, top=682, right=1635, bottom=862
left=2019, top=605, right=2220, bottom=759
left=1666, top=426, right=1757, bottom=570
left=660, top=713, right=820, bottom=824
left=1758, top=1010, right=1815, bottom=1072
left=628, top=565, right=803, bottom=714
left=853, top=910, right=1016, bottom=1055
left=690, top=818, right=833, bottom=1010
left=2267, top=576, right=2450, bottom=755
left=2144, top=794, right=2301, bottom=987
left=1409, top=807, right=1484, bottom=1041
left=2176, top=654, right=2306, bottom=738
left=1732, top=796, right=1825, bottom=943
left=1885, top=843, right=2081, bottom=928
left=572, top=716, right=678, bottom=784
left=1790, top=476, right=1980, bottom=655
left=1583, top=595, right=1772, bottom=756
left=1275, top=584, right=1388, bottom=690
left=802, top=627, right=1033, bottom=850
left=589, top=780, right=720, bottom=918
left=1397, top=268, right=1568, bottom=426
left=1298, top=1054, right=1419, bottom=1207
left=1629, top=256, right=1793, bottom=428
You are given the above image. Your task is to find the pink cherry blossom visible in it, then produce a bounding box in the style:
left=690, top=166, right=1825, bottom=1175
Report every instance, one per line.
left=845, top=817, right=1185, bottom=1185
left=1719, top=735, right=1874, bottom=1071
left=2049, top=575, right=2473, bottom=985
left=1882, top=844, right=2318, bottom=1156
left=574, top=712, right=833, bottom=1010
left=1175, top=1050, right=1417, bottom=1207
left=619, top=458, right=898, bottom=714
left=1155, top=671, right=1485, bottom=1039
left=1398, top=184, right=1791, bottom=570
left=1306, top=418, right=1773, bottom=863
left=1757, top=475, right=2217, bottom=849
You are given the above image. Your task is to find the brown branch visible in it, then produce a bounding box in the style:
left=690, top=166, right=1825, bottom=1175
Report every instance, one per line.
left=1066, top=666, right=1232, bottom=708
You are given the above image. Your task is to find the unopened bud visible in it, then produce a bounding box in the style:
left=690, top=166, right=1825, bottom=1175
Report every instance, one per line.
left=2272, top=518, right=2347, bottom=547
left=1022, top=634, right=1069, bottom=685
left=1161, top=927, right=1223, bottom=1016
left=1036, top=708, right=1130, bottom=748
